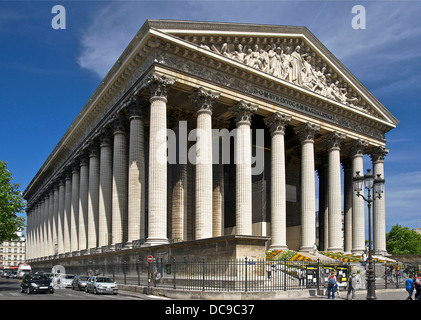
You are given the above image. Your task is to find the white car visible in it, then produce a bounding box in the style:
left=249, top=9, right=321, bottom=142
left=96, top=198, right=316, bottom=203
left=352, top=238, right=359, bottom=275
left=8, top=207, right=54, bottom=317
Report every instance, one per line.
left=54, top=273, right=74, bottom=288
left=85, top=276, right=118, bottom=295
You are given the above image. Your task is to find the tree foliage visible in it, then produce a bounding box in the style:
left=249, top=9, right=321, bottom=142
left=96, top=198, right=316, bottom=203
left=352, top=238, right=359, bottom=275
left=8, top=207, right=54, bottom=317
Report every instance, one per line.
left=0, top=160, right=26, bottom=242
left=386, top=224, right=421, bottom=255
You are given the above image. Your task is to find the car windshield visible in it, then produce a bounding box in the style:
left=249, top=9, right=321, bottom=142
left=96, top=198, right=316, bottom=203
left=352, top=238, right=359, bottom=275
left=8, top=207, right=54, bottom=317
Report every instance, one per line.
left=96, top=277, right=113, bottom=283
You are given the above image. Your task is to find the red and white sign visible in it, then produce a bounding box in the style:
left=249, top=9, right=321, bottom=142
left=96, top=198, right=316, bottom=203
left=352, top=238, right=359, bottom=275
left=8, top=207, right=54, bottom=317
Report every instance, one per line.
left=147, top=255, right=153, bottom=263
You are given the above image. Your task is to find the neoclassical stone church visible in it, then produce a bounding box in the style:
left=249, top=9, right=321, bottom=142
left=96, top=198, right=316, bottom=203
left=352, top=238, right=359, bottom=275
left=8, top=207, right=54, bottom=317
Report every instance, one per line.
left=24, top=20, right=398, bottom=264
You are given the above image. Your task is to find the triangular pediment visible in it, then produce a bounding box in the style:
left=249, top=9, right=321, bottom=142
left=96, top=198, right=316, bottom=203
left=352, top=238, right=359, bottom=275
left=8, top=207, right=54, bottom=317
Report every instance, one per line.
left=144, top=20, right=398, bottom=129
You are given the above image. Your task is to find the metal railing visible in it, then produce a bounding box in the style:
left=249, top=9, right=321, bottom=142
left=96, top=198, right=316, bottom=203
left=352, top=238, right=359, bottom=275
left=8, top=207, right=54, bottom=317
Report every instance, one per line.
left=32, top=258, right=419, bottom=292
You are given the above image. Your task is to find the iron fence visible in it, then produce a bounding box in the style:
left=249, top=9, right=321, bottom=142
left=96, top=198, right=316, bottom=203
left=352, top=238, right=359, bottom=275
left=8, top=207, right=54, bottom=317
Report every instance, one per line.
left=32, top=258, right=420, bottom=292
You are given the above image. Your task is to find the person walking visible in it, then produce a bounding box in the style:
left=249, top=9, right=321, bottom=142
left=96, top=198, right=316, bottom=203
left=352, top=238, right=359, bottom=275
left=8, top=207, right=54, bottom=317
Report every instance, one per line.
left=406, top=274, right=414, bottom=300
left=327, top=271, right=337, bottom=299
left=414, top=273, right=421, bottom=300
left=346, top=272, right=357, bottom=300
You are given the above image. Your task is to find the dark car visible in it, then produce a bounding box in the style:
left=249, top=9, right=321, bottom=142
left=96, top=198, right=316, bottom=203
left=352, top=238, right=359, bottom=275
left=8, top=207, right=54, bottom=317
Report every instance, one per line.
left=20, top=273, right=54, bottom=294
left=72, top=275, right=89, bottom=291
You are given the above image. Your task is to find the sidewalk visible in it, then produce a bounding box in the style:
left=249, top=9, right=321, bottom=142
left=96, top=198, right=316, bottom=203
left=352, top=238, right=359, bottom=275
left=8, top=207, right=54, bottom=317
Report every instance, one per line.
left=307, top=288, right=411, bottom=300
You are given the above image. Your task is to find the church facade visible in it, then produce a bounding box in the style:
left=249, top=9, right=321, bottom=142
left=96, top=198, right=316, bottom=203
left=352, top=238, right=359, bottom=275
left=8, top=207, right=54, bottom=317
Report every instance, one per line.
left=24, top=20, right=398, bottom=264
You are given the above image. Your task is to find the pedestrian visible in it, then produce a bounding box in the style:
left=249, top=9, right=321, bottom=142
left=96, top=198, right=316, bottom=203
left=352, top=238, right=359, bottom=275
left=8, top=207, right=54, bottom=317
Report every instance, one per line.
left=346, top=272, right=357, bottom=300
left=327, top=271, right=337, bottom=299
left=405, top=274, right=414, bottom=300
left=299, top=268, right=305, bottom=286
left=414, top=272, right=421, bottom=300
left=313, top=243, right=318, bottom=255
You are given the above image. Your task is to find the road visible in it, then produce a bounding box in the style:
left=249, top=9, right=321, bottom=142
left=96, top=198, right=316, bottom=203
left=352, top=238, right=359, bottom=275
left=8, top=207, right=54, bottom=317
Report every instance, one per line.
left=0, top=277, right=168, bottom=300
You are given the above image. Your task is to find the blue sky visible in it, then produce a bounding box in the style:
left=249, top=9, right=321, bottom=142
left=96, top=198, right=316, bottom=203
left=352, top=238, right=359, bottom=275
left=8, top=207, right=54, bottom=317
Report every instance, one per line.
left=1, top=1, right=421, bottom=234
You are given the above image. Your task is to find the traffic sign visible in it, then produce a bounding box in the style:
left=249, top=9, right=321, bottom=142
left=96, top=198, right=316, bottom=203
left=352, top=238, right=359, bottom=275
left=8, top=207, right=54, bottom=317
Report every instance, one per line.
left=147, top=255, right=153, bottom=263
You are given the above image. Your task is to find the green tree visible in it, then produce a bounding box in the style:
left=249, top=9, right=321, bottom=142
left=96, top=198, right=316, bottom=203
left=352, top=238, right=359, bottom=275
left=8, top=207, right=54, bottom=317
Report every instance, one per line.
left=386, top=224, right=421, bottom=255
left=0, top=160, right=26, bottom=242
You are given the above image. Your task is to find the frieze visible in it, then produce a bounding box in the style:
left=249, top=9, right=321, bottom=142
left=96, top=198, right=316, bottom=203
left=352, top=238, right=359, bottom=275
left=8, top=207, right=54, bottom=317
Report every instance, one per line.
left=155, top=49, right=385, bottom=141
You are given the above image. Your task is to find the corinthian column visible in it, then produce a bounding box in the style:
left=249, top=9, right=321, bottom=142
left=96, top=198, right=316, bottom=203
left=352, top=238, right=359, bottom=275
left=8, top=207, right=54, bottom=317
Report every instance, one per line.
left=87, top=142, right=100, bottom=249
left=147, top=73, right=175, bottom=245
left=192, top=87, right=220, bottom=239
left=112, top=113, right=128, bottom=246
left=230, top=101, right=258, bottom=236
left=295, top=122, right=320, bottom=252
left=98, top=129, right=113, bottom=247
left=57, top=178, right=65, bottom=255
left=78, top=153, right=89, bottom=251
left=351, top=139, right=368, bottom=254
left=127, top=96, right=146, bottom=245
left=325, top=131, right=346, bottom=252
left=265, top=112, right=291, bottom=250
left=370, top=146, right=388, bottom=256
left=70, top=162, right=80, bottom=252
left=63, top=171, right=72, bottom=253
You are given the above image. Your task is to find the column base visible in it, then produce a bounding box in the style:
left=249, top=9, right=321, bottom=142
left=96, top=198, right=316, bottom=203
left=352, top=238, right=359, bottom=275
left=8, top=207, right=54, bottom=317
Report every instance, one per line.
left=269, top=244, right=288, bottom=251
left=145, top=238, right=169, bottom=246
left=351, top=248, right=365, bottom=255
left=327, top=247, right=343, bottom=252
left=299, top=246, right=314, bottom=253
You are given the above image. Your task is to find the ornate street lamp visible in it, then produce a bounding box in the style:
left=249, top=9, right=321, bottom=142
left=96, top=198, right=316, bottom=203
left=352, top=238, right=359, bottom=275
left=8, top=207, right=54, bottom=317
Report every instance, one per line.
left=353, top=169, right=385, bottom=300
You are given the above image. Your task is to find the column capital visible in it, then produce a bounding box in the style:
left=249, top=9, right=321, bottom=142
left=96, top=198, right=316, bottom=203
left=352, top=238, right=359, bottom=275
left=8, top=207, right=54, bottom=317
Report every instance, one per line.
left=324, top=131, right=346, bottom=150
left=111, top=113, right=128, bottom=135
left=264, top=112, right=291, bottom=136
left=294, top=122, right=320, bottom=143
left=127, top=95, right=145, bottom=120
left=370, top=146, right=388, bottom=163
left=97, top=128, right=113, bottom=147
left=230, top=100, right=258, bottom=126
left=147, top=72, right=175, bottom=102
left=349, top=139, right=368, bottom=158
left=192, top=87, right=220, bottom=115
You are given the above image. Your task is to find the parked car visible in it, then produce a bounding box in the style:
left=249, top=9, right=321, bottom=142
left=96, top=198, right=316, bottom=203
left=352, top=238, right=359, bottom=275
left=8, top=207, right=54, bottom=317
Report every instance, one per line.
left=85, top=276, right=118, bottom=295
left=72, top=275, right=89, bottom=291
left=51, top=273, right=74, bottom=288
left=59, top=274, right=74, bottom=288
left=20, top=273, right=54, bottom=294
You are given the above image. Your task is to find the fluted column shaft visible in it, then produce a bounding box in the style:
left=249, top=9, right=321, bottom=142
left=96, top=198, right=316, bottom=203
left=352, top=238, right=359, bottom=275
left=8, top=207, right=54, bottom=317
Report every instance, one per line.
left=70, top=165, right=80, bottom=252
left=53, top=186, right=59, bottom=255
left=98, top=131, right=113, bottom=247
left=42, top=196, right=48, bottom=257
left=112, top=114, right=128, bottom=246
left=265, top=112, right=291, bottom=250
left=351, top=140, right=367, bottom=254
left=296, top=122, right=320, bottom=252
left=78, top=156, right=89, bottom=251
left=230, top=101, right=257, bottom=236
left=193, top=87, right=220, bottom=239
left=48, top=189, right=54, bottom=256
left=371, top=147, right=388, bottom=255
left=325, top=131, right=346, bottom=252
left=87, top=143, right=100, bottom=249
left=147, top=73, right=174, bottom=245
left=127, top=99, right=146, bottom=244
left=57, top=180, right=65, bottom=254
left=64, top=173, right=72, bottom=253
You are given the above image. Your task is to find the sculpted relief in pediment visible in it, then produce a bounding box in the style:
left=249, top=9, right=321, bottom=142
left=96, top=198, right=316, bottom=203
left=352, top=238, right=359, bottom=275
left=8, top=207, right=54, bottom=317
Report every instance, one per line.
left=197, top=40, right=365, bottom=111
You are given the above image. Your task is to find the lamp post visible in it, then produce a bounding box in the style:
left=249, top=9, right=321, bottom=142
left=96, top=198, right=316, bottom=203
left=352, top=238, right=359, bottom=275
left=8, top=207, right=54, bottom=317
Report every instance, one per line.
left=353, top=169, right=385, bottom=300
